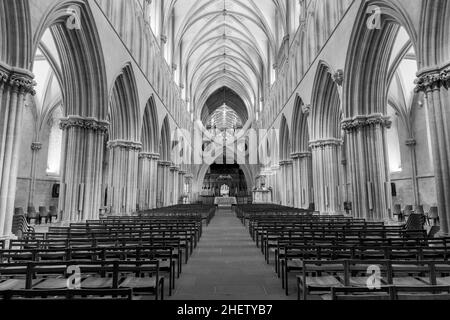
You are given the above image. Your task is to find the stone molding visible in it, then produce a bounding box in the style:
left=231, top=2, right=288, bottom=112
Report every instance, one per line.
left=138, top=152, right=160, bottom=160
left=0, top=62, right=36, bottom=95
left=158, top=160, right=172, bottom=167
left=107, top=140, right=142, bottom=151
left=341, top=113, right=392, bottom=132
left=31, top=142, right=42, bottom=151
left=309, top=138, right=343, bottom=149
left=60, top=116, right=109, bottom=134
left=291, top=152, right=312, bottom=159
left=415, top=64, right=450, bottom=92
left=279, top=160, right=293, bottom=166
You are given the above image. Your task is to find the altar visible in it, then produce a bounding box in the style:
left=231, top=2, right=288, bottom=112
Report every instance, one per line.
left=214, top=197, right=237, bottom=207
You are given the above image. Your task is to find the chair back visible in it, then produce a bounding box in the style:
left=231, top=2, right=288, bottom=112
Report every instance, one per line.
left=393, top=204, right=402, bottom=214
left=27, top=206, right=37, bottom=218
left=415, top=205, right=424, bottom=215
left=38, top=207, right=48, bottom=216
left=429, top=206, right=439, bottom=219
left=403, top=205, right=413, bottom=216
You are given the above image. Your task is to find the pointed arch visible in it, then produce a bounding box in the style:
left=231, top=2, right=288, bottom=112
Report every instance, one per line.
left=141, top=95, right=160, bottom=153
left=108, top=64, right=141, bottom=141
left=279, top=115, right=291, bottom=160
left=311, top=62, right=342, bottom=141
left=291, top=95, right=310, bottom=153
left=32, top=0, right=108, bottom=119
left=160, top=115, right=172, bottom=161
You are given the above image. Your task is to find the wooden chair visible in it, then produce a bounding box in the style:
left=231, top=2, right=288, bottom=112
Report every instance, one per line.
left=393, top=204, right=402, bottom=222
left=0, top=288, right=133, bottom=300
left=427, top=207, right=439, bottom=226
left=415, top=205, right=425, bottom=215
left=38, top=207, right=49, bottom=224
left=403, top=205, right=413, bottom=220
left=26, top=207, right=39, bottom=225
left=48, top=206, right=58, bottom=223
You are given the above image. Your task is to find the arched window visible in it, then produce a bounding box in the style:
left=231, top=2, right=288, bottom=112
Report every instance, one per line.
left=46, top=106, right=63, bottom=176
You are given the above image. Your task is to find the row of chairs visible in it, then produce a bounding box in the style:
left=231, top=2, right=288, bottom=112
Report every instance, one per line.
left=14, top=206, right=58, bottom=225
left=236, top=205, right=447, bottom=300
left=393, top=204, right=439, bottom=225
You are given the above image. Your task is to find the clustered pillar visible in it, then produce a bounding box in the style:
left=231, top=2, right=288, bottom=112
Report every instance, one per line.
left=137, top=152, right=160, bottom=210
left=310, top=139, right=342, bottom=215
left=58, top=117, right=109, bottom=222
left=291, top=152, right=313, bottom=209
left=416, top=66, right=450, bottom=234
left=0, top=63, right=35, bottom=238
left=279, top=160, right=294, bottom=206
left=157, top=161, right=171, bottom=207
left=107, top=140, right=141, bottom=216
left=342, top=114, right=392, bottom=221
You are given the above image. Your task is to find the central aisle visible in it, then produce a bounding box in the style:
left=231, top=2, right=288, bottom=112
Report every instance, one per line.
left=170, top=209, right=295, bottom=300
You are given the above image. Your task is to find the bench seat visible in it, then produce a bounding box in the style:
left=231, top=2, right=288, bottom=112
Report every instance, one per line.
left=81, top=277, right=113, bottom=289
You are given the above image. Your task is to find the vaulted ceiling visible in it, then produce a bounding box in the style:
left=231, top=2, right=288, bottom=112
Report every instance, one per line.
left=161, top=0, right=287, bottom=128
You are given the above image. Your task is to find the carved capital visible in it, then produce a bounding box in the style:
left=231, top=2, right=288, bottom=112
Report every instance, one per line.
left=309, top=138, right=343, bottom=149
left=415, top=65, right=450, bottom=92
left=332, top=69, right=344, bottom=86
left=158, top=160, right=172, bottom=167
left=107, top=140, right=142, bottom=151
left=31, top=142, right=42, bottom=151
left=0, top=62, right=36, bottom=95
left=302, top=104, right=311, bottom=115
left=405, top=139, right=417, bottom=147
left=59, top=116, right=109, bottom=134
left=342, top=114, right=391, bottom=132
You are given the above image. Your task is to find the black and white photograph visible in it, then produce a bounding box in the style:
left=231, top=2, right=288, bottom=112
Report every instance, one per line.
left=0, top=0, right=449, bottom=316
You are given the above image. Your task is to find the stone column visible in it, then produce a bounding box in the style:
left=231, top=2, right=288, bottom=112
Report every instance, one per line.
left=157, top=161, right=171, bottom=207
left=415, top=66, right=450, bottom=234
left=310, top=139, right=342, bottom=215
left=342, top=114, right=392, bottom=221
left=0, top=63, right=35, bottom=238
left=271, top=165, right=281, bottom=204
left=149, top=153, right=160, bottom=209
left=279, top=160, right=294, bottom=206
left=28, top=142, right=42, bottom=207
left=405, top=139, right=420, bottom=206
left=291, top=154, right=300, bottom=208
left=179, top=170, right=186, bottom=204
left=170, top=165, right=179, bottom=205
left=107, top=140, right=141, bottom=216
left=59, top=117, right=108, bottom=222
left=138, top=152, right=152, bottom=210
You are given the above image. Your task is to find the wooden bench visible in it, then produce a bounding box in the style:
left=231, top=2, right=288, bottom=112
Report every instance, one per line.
left=0, top=288, right=133, bottom=300
left=0, top=260, right=165, bottom=300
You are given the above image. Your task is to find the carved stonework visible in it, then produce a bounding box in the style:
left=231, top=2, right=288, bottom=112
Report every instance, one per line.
left=309, top=139, right=343, bottom=149
left=415, top=66, right=450, bottom=92
left=158, top=160, right=172, bottom=167
left=342, top=114, right=392, bottom=132
left=406, top=139, right=417, bottom=147
left=107, top=140, right=143, bottom=151
left=31, top=142, right=42, bottom=151
left=60, top=116, right=109, bottom=134
left=160, top=35, right=167, bottom=44
left=291, top=152, right=312, bottom=160
left=332, top=69, right=344, bottom=86
left=302, top=104, right=311, bottom=115
left=0, top=62, right=36, bottom=95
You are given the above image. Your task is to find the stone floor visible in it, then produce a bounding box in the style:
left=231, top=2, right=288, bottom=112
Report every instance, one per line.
left=169, top=209, right=297, bottom=300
